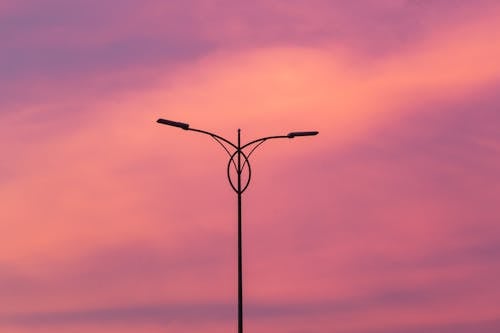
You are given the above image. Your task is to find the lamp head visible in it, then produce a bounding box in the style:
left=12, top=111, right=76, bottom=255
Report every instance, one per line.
left=287, top=131, right=319, bottom=138
left=157, top=118, right=190, bottom=130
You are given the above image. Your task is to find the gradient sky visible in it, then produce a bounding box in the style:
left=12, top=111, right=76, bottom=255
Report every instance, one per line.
left=1, top=1, right=500, bottom=332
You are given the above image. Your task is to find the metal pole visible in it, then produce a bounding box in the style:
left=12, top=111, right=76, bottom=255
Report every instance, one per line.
left=237, top=129, right=243, bottom=333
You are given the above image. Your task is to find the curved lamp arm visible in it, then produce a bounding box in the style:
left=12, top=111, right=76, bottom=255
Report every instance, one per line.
left=157, top=118, right=237, bottom=149
left=241, top=135, right=289, bottom=150
left=240, top=131, right=319, bottom=169
left=241, top=131, right=318, bottom=150
left=187, top=128, right=237, bottom=150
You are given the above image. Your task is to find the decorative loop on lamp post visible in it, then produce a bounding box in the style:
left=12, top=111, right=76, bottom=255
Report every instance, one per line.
left=227, top=149, right=252, bottom=194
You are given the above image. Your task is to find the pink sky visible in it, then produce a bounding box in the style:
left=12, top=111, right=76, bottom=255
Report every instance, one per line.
left=1, top=1, right=500, bottom=332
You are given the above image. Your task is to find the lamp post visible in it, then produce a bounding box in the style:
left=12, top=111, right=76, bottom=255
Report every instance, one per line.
left=157, top=118, right=318, bottom=333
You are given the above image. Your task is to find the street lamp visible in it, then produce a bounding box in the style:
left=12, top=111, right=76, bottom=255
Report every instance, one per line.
left=156, top=118, right=318, bottom=333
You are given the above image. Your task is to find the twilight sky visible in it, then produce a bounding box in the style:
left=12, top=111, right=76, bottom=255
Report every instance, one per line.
left=1, top=1, right=500, bottom=332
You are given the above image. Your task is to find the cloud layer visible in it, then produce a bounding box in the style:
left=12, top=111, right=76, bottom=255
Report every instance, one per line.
left=1, top=1, right=500, bottom=332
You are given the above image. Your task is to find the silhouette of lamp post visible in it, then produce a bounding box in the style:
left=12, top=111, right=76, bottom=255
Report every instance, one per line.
left=156, top=118, right=318, bottom=333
